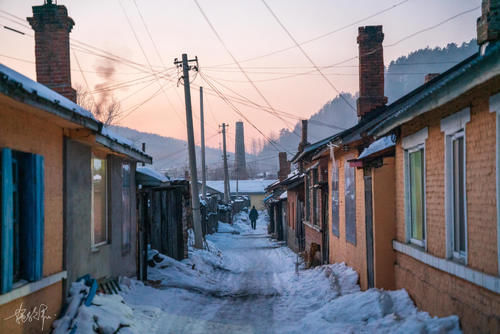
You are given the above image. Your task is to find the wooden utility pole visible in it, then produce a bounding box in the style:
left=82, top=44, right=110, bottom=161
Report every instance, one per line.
left=221, top=123, right=230, bottom=203
left=174, top=53, right=203, bottom=249
left=200, top=87, right=207, bottom=200
left=141, top=142, right=146, bottom=166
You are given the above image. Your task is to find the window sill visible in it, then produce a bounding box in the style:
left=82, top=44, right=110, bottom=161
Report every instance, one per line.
left=91, top=242, right=110, bottom=253
left=0, top=271, right=67, bottom=306
left=393, top=240, right=500, bottom=294
left=303, top=221, right=321, bottom=233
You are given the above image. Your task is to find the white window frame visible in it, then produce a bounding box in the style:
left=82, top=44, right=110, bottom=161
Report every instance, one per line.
left=91, top=153, right=109, bottom=248
left=489, top=93, right=500, bottom=275
left=403, top=127, right=428, bottom=249
left=441, top=108, right=470, bottom=263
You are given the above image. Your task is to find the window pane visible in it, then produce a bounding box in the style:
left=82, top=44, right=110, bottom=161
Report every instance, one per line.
left=92, top=156, right=107, bottom=245
left=12, top=158, right=20, bottom=281
left=332, top=161, right=339, bottom=237
left=313, top=169, right=318, bottom=225
left=409, top=150, right=424, bottom=241
left=305, top=175, right=310, bottom=220
left=345, top=162, right=356, bottom=244
left=453, top=136, right=466, bottom=253
left=122, top=163, right=131, bottom=251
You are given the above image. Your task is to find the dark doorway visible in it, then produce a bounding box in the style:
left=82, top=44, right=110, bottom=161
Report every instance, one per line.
left=276, top=202, right=284, bottom=241
left=364, top=170, right=374, bottom=288
left=296, top=200, right=305, bottom=252
left=321, top=189, right=329, bottom=264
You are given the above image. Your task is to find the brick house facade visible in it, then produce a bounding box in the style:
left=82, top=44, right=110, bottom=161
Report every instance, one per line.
left=367, top=2, right=500, bottom=330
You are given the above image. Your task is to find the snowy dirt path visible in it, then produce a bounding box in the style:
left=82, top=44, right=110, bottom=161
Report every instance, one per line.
left=117, top=212, right=461, bottom=334
left=151, top=214, right=298, bottom=333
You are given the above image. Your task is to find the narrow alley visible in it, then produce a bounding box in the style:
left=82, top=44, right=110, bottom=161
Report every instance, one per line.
left=54, top=212, right=461, bottom=333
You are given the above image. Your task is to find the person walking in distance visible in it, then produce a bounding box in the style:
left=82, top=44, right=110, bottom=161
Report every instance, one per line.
left=249, top=206, right=258, bottom=230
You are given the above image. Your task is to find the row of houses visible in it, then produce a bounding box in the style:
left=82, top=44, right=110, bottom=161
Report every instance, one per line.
left=0, top=2, right=194, bottom=333
left=266, top=1, right=500, bottom=332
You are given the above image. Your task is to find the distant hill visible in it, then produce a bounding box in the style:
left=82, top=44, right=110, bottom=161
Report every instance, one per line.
left=110, top=125, right=255, bottom=179
left=254, top=93, right=358, bottom=170
left=385, top=39, right=477, bottom=102
left=113, top=40, right=478, bottom=177
left=255, top=39, right=478, bottom=172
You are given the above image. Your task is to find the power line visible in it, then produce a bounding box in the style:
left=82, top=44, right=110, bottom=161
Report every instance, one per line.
left=118, top=0, right=185, bottom=126
left=193, top=0, right=302, bottom=139
left=208, top=0, right=411, bottom=67
left=261, top=0, right=356, bottom=112
left=131, top=0, right=188, bottom=123
left=200, top=71, right=293, bottom=155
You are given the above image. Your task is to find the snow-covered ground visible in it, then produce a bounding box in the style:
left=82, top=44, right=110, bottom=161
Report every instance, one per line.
left=54, top=211, right=461, bottom=333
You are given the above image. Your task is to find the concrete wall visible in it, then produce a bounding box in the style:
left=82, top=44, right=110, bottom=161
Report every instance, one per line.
left=65, top=140, right=138, bottom=287
left=393, top=78, right=500, bottom=332
left=0, top=96, right=64, bottom=333
left=64, top=139, right=112, bottom=286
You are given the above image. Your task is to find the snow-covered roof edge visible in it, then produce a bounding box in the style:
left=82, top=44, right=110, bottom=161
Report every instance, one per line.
left=136, top=167, right=169, bottom=183
left=358, top=135, right=396, bottom=160
left=0, top=64, right=151, bottom=163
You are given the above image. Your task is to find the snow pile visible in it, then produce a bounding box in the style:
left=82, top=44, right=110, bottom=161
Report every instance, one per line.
left=118, top=210, right=460, bottom=333
left=217, top=211, right=254, bottom=234
left=287, top=288, right=460, bottom=333
left=52, top=281, right=161, bottom=334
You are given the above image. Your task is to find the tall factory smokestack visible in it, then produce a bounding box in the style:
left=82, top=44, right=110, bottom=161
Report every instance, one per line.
left=28, top=0, right=76, bottom=102
left=234, top=121, right=249, bottom=180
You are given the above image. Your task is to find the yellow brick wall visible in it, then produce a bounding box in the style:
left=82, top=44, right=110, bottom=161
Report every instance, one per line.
left=0, top=96, right=64, bottom=333
left=394, top=78, right=500, bottom=332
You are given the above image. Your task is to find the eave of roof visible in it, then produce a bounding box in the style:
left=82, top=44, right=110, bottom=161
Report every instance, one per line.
left=370, top=42, right=500, bottom=137
left=0, top=64, right=152, bottom=163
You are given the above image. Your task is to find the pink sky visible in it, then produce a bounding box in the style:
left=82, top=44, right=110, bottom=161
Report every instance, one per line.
left=0, top=0, right=480, bottom=151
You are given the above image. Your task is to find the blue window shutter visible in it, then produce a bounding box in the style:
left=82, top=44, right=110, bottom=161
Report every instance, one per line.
left=1, top=148, right=14, bottom=293
left=34, top=154, right=44, bottom=280
left=19, top=153, right=44, bottom=281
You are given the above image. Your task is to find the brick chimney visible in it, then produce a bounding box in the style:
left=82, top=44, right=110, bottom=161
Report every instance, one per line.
left=357, top=26, right=387, bottom=119
left=278, top=152, right=290, bottom=182
left=298, top=120, right=309, bottom=152
left=424, top=73, right=440, bottom=83
left=477, top=0, right=500, bottom=45
left=28, top=1, right=76, bottom=102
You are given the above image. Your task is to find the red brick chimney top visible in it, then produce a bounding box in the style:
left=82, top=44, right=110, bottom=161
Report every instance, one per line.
left=298, top=120, right=309, bottom=153
left=357, top=25, right=387, bottom=119
left=28, top=1, right=76, bottom=102
left=424, top=73, right=440, bottom=83
left=477, top=0, right=500, bottom=45
left=278, top=152, right=290, bottom=182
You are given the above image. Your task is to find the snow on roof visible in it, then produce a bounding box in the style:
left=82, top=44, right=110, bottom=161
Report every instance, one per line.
left=136, top=167, right=169, bottom=183
left=358, top=135, right=396, bottom=160
left=279, top=191, right=288, bottom=200
left=206, top=179, right=275, bottom=194
left=101, top=126, right=136, bottom=148
left=0, top=63, right=95, bottom=119
left=0, top=64, right=148, bottom=158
